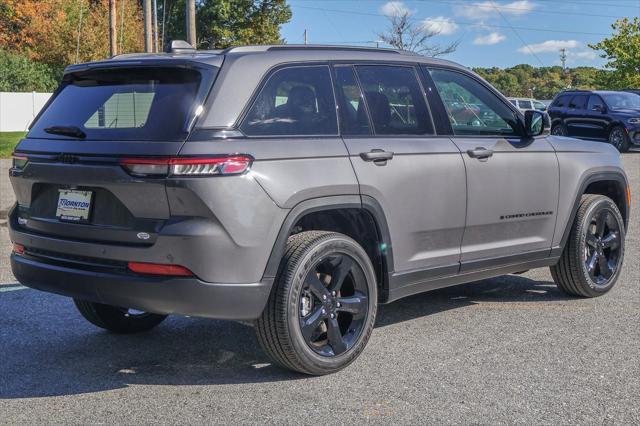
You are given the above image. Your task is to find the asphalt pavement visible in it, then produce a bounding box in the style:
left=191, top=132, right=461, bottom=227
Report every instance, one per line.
left=0, top=155, right=638, bottom=424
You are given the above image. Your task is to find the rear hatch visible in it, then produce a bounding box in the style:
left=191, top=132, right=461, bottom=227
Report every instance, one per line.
left=10, top=58, right=220, bottom=245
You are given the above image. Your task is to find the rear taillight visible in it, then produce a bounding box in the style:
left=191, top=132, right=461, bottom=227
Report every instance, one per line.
left=12, top=243, right=25, bottom=255
left=128, top=261, right=194, bottom=277
left=120, top=156, right=252, bottom=177
left=12, top=154, right=28, bottom=170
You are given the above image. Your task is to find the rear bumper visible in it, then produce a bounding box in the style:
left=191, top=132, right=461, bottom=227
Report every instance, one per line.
left=11, top=253, right=273, bottom=320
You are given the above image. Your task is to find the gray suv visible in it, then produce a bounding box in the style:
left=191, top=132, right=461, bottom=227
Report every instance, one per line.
left=9, top=44, right=630, bottom=375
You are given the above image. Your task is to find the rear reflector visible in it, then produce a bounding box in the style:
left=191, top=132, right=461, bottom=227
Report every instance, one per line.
left=120, top=155, right=252, bottom=177
left=128, top=261, right=194, bottom=277
left=12, top=243, right=25, bottom=255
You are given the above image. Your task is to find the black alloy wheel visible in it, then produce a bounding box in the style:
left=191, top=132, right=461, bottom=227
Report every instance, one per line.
left=551, top=123, right=566, bottom=136
left=583, top=207, right=622, bottom=287
left=551, top=194, right=625, bottom=297
left=256, top=231, right=378, bottom=375
left=608, top=126, right=629, bottom=152
left=298, top=254, right=369, bottom=357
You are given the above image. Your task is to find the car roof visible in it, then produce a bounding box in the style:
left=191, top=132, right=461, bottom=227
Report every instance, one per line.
left=66, top=44, right=468, bottom=73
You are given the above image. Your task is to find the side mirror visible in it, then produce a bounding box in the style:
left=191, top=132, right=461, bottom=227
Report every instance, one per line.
left=524, top=110, right=549, bottom=137
left=592, top=104, right=606, bottom=113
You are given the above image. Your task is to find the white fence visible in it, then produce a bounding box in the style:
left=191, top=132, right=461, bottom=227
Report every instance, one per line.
left=0, top=92, right=52, bottom=132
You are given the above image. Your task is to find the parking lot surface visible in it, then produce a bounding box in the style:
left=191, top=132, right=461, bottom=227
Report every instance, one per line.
left=0, top=154, right=638, bottom=424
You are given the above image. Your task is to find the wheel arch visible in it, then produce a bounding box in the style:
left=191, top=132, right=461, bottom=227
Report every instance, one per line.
left=557, top=171, right=629, bottom=252
left=262, top=195, right=394, bottom=302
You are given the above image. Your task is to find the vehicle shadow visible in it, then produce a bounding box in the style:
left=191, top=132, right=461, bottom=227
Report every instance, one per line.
left=0, top=274, right=571, bottom=399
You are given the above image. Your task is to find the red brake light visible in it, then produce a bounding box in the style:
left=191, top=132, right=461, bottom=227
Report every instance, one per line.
left=128, top=261, right=194, bottom=277
left=120, top=156, right=252, bottom=177
left=12, top=243, right=25, bottom=255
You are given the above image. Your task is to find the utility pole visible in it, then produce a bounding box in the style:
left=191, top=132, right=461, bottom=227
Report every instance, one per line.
left=153, top=0, right=159, bottom=53
left=304, top=29, right=308, bottom=45
left=560, top=48, right=567, bottom=73
left=109, top=0, right=117, bottom=56
left=186, top=0, right=196, bottom=47
left=143, top=0, right=153, bottom=52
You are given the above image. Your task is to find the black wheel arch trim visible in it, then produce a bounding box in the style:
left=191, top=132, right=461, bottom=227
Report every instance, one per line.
left=556, top=171, right=629, bottom=254
left=262, top=195, right=394, bottom=300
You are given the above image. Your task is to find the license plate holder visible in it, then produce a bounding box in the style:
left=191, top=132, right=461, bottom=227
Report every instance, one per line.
left=56, top=189, right=93, bottom=223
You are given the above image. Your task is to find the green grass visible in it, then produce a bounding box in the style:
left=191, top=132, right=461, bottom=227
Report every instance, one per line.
left=0, top=132, right=27, bottom=158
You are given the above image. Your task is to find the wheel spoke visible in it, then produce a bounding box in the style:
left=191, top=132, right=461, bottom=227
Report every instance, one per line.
left=587, top=251, right=599, bottom=273
left=586, top=233, right=599, bottom=248
left=337, top=292, right=368, bottom=318
left=328, top=256, right=354, bottom=293
left=305, top=270, right=330, bottom=300
left=598, top=253, right=613, bottom=278
left=595, top=211, right=609, bottom=237
left=326, top=317, right=347, bottom=355
left=300, top=306, right=325, bottom=341
left=601, top=231, right=619, bottom=250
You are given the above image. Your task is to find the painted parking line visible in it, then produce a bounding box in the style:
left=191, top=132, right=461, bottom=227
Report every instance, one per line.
left=0, top=284, right=27, bottom=292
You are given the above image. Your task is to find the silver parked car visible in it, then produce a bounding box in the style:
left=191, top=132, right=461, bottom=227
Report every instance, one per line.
left=508, top=97, right=548, bottom=112
left=9, top=44, right=630, bottom=375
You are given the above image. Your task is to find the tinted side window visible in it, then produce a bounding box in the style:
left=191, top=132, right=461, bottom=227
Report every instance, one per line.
left=334, top=66, right=371, bottom=135
left=355, top=65, right=433, bottom=135
left=240, top=65, right=338, bottom=136
left=587, top=95, right=604, bottom=110
left=509, top=99, right=517, bottom=106
left=552, top=95, right=571, bottom=107
left=429, top=68, right=519, bottom=136
left=569, top=95, right=587, bottom=109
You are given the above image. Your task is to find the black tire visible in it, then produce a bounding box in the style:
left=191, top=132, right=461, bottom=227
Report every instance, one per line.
left=256, top=231, right=378, bottom=375
left=74, top=299, right=167, bottom=333
left=550, top=194, right=625, bottom=297
left=608, top=125, right=630, bottom=152
left=551, top=123, right=566, bottom=136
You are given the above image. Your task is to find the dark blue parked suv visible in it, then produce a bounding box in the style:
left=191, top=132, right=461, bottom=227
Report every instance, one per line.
left=548, top=89, right=640, bottom=152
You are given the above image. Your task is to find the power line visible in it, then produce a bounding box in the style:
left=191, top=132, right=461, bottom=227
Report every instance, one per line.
left=488, top=0, right=545, bottom=66
left=290, top=4, right=614, bottom=36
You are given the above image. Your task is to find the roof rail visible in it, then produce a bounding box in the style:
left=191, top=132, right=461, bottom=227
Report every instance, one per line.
left=221, top=44, right=418, bottom=55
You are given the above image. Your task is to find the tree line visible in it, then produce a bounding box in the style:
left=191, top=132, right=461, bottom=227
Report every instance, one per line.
left=0, top=0, right=291, bottom=92
left=0, top=1, right=637, bottom=97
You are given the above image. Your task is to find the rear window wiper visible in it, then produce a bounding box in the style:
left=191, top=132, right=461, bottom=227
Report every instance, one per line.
left=44, top=126, right=86, bottom=139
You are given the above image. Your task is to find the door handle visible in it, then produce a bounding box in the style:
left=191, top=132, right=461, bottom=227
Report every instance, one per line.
left=360, top=149, right=394, bottom=164
left=467, top=147, right=493, bottom=160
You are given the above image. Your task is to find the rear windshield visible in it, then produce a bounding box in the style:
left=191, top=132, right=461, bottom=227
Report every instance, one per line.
left=29, top=67, right=206, bottom=141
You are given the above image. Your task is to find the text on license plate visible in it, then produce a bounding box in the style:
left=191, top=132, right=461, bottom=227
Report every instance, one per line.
left=56, top=189, right=93, bottom=222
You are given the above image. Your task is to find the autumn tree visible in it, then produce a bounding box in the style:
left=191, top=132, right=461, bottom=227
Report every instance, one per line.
left=589, top=17, right=640, bottom=89
left=161, top=0, right=292, bottom=49
left=0, top=0, right=144, bottom=74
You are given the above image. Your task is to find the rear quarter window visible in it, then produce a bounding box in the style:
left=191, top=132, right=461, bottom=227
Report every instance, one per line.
left=240, top=65, right=338, bottom=137
left=29, top=67, right=208, bottom=141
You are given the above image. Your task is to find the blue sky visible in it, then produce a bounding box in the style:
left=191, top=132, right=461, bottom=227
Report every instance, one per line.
left=281, top=0, right=640, bottom=68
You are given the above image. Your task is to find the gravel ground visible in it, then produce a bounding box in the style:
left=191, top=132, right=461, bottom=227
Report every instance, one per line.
left=0, top=154, right=638, bottom=424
